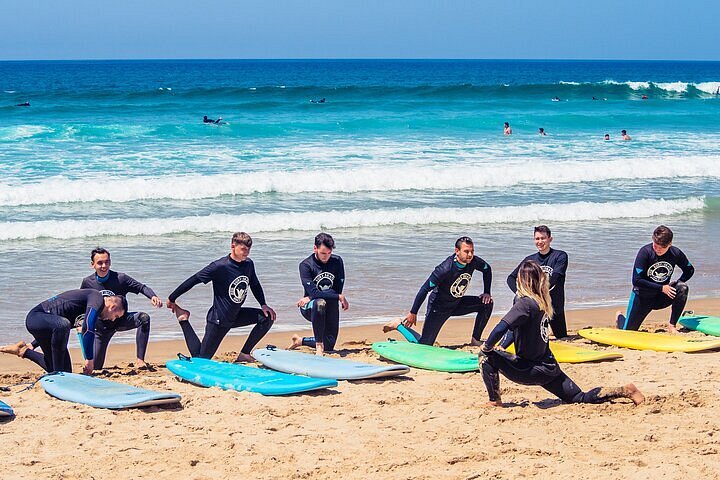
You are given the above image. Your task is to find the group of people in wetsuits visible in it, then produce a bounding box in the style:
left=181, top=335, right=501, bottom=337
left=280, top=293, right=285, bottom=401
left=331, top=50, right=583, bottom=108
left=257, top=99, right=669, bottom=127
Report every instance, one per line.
left=1, top=224, right=693, bottom=408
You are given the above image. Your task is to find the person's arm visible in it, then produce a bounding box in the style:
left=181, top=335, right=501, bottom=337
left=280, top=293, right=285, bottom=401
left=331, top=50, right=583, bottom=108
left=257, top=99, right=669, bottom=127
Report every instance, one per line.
left=335, top=258, right=345, bottom=295
left=483, top=320, right=511, bottom=351
left=249, top=266, right=268, bottom=307
left=300, top=261, right=340, bottom=300
left=118, top=273, right=157, bottom=299
left=676, top=250, right=695, bottom=283
left=482, top=300, right=529, bottom=352
left=549, top=252, right=568, bottom=290
left=168, top=275, right=202, bottom=303
left=506, top=263, right=520, bottom=293
left=410, top=275, right=436, bottom=315
left=80, top=276, right=91, bottom=289
left=479, top=259, right=492, bottom=296
left=631, top=248, right=663, bottom=292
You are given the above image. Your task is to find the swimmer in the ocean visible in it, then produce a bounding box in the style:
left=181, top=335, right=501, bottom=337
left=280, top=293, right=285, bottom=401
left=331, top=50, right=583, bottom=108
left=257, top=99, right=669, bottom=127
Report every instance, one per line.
left=203, top=115, right=223, bottom=124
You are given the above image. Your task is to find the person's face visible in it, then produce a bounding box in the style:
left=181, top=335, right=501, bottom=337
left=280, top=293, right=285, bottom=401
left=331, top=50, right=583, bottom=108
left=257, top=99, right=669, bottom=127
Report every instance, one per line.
left=230, top=242, right=251, bottom=262
left=454, top=242, right=474, bottom=264
left=652, top=241, right=671, bottom=256
left=91, top=253, right=111, bottom=277
left=314, top=244, right=333, bottom=264
left=102, top=298, right=125, bottom=321
left=534, top=232, right=552, bottom=254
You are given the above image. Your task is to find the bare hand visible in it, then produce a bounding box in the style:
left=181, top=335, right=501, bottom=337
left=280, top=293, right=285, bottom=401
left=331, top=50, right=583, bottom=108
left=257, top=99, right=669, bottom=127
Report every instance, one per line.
left=404, top=312, right=418, bottom=328
left=261, top=305, right=277, bottom=322
left=151, top=296, right=163, bottom=308
left=296, top=296, right=311, bottom=308
left=83, top=359, right=94, bottom=375
left=480, top=293, right=493, bottom=304
left=662, top=284, right=676, bottom=299
left=339, top=294, right=349, bottom=311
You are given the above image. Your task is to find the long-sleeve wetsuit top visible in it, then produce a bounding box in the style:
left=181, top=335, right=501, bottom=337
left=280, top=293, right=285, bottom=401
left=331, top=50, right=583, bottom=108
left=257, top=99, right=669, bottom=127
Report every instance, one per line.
left=299, top=254, right=345, bottom=300
left=632, top=243, right=694, bottom=298
left=485, top=296, right=553, bottom=363
left=81, top=270, right=156, bottom=299
left=507, top=248, right=568, bottom=299
left=40, top=289, right=105, bottom=360
left=168, top=255, right=267, bottom=325
left=410, top=254, right=492, bottom=314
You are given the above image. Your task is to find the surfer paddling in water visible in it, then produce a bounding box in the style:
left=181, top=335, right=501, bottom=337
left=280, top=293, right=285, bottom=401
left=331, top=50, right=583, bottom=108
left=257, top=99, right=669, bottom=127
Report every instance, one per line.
left=480, top=260, right=645, bottom=407
left=384, top=236, right=493, bottom=346
left=166, top=232, right=277, bottom=363
left=288, top=233, right=348, bottom=356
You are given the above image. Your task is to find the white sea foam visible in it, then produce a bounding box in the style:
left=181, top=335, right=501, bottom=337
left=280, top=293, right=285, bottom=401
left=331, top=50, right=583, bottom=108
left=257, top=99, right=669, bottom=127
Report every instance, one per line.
left=0, top=197, right=705, bottom=241
left=0, top=156, right=717, bottom=207
left=0, top=125, right=52, bottom=141
left=654, top=82, right=689, bottom=93
left=695, top=82, right=720, bottom=94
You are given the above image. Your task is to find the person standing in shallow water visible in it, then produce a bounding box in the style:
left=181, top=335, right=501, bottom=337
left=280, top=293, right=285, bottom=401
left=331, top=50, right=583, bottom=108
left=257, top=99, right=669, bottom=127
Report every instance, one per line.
left=480, top=260, right=645, bottom=407
left=504, top=122, right=512, bottom=135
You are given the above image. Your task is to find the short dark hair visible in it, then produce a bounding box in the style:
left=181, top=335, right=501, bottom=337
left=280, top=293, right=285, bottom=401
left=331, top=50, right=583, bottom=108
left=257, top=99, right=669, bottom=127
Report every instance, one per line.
left=314, top=232, right=335, bottom=249
left=231, top=232, right=253, bottom=248
left=455, top=236, right=473, bottom=249
left=534, top=225, right=552, bottom=237
left=621, top=130, right=627, bottom=134
left=91, top=247, right=110, bottom=262
left=653, top=225, right=673, bottom=247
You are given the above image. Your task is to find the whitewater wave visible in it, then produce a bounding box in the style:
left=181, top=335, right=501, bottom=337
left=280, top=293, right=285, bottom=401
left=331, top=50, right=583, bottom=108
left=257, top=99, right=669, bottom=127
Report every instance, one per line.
left=0, top=197, right=705, bottom=240
left=0, top=157, right=718, bottom=207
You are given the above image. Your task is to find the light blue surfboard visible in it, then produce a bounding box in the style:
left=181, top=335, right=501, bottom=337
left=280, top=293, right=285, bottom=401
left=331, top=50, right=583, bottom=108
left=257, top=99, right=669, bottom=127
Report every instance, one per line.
left=165, top=356, right=337, bottom=396
left=39, top=372, right=182, bottom=409
left=253, top=348, right=410, bottom=380
left=0, top=399, right=14, bottom=417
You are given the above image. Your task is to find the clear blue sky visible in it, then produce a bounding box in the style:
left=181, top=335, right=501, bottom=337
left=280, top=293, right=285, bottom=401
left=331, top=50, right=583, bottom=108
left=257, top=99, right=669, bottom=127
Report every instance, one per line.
left=1, top=0, right=718, bottom=61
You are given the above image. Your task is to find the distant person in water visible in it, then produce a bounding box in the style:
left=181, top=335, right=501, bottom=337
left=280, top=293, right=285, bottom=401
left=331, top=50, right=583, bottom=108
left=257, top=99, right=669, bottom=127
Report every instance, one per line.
left=310, top=98, right=326, bottom=103
left=203, top=115, right=223, bottom=124
left=538, top=128, right=546, bottom=136
left=504, top=122, right=512, bottom=135
left=552, top=96, right=561, bottom=102
left=604, top=134, right=611, bottom=141
left=621, top=129, right=632, bottom=140
left=641, top=95, right=648, bottom=100
left=15, top=102, right=30, bottom=107
left=288, top=233, right=348, bottom=356
left=480, top=260, right=645, bottom=407
left=592, top=96, right=597, bottom=100
left=384, top=236, right=493, bottom=346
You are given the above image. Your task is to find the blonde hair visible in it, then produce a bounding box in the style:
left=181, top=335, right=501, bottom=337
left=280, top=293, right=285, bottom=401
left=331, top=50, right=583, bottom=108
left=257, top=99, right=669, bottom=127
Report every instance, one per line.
left=515, top=260, right=554, bottom=319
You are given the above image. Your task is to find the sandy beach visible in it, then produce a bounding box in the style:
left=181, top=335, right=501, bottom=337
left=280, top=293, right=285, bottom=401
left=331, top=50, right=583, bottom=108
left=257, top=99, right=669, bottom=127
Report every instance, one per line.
left=1, top=298, right=719, bottom=479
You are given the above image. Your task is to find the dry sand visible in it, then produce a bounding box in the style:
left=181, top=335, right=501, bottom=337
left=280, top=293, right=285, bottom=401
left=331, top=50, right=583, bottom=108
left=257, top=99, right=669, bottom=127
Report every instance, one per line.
left=1, top=299, right=720, bottom=479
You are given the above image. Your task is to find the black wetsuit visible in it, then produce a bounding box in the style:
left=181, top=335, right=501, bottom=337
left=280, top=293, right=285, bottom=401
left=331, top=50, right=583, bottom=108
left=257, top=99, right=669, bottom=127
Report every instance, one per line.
left=411, top=255, right=493, bottom=345
left=298, top=254, right=345, bottom=351
left=620, top=244, right=694, bottom=330
left=506, top=248, right=568, bottom=339
left=79, top=271, right=156, bottom=368
left=482, top=297, right=625, bottom=404
left=24, top=289, right=105, bottom=373
left=168, top=255, right=273, bottom=358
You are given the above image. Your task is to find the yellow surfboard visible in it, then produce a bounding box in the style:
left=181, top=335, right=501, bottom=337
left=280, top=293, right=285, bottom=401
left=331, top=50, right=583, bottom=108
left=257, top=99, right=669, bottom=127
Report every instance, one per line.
left=578, top=328, right=720, bottom=353
left=506, top=341, right=623, bottom=363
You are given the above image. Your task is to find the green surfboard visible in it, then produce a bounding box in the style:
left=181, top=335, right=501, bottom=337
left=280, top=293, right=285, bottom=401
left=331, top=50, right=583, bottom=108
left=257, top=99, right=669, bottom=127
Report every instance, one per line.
left=679, top=315, right=720, bottom=337
left=372, top=341, right=477, bottom=372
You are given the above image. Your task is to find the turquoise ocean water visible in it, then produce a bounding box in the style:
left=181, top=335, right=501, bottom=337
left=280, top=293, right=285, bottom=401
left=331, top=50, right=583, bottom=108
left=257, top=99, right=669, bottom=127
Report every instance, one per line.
left=1, top=60, right=719, bottom=345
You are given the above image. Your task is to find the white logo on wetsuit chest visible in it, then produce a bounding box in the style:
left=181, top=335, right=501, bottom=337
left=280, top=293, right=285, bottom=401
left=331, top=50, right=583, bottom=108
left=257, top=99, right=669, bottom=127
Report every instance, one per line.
left=228, top=275, right=249, bottom=304
left=313, top=272, right=335, bottom=291
left=99, top=289, right=115, bottom=297
left=450, top=273, right=472, bottom=298
left=540, top=266, right=553, bottom=277
left=647, top=261, right=673, bottom=283
left=540, top=314, right=551, bottom=343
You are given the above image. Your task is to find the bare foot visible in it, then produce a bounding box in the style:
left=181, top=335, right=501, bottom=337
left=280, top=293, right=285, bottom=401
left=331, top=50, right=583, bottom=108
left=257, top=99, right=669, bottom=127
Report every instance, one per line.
left=0, top=340, right=28, bottom=357
left=287, top=334, right=303, bottom=350
left=623, top=384, right=645, bottom=405
left=315, top=343, right=325, bottom=356
left=485, top=399, right=503, bottom=407
left=382, top=319, right=403, bottom=333
left=234, top=352, right=255, bottom=363
left=666, top=323, right=679, bottom=334
left=173, top=305, right=190, bottom=322
left=470, top=337, right=484, bottom=347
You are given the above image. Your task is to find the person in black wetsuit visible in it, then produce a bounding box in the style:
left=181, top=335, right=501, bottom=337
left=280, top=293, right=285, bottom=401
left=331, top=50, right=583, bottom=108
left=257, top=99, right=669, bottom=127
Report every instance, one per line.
left=480, top=260, right=644, bottom=407
left=506, top=225, right=568, bottom=340
left=166, top=232, right=277, bottom=362
left=616, top=225, right=694, bottom=332
left=1, top=290, right=126, bottom=374
left=203, top=115, right=223, bottom=124
left=384, top=236, right=493, bottom=346
left=287, top=233, right=348, bottom=355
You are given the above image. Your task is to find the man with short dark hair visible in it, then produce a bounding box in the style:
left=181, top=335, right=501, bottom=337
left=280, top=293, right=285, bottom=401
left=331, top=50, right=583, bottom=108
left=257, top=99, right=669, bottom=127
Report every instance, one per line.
left=385, top=236, right=493, bottom=346
left=616, top=225, right=694, bottom=331
left=167, top=232, right=276, bottom=362
left=288, top=232, right=348, bottom=356
left=506, top=225, right=569, bottom=339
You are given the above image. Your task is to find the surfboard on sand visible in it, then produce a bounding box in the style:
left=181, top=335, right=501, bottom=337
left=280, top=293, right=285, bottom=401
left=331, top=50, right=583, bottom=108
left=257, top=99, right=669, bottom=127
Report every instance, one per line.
left=39, top=372, right=181, bottom=409
left=253, top=347, right=410, bottom=380
left=0, top=399, right=14, bottom=417
left=372, top=341, right=478, bottom=372
left=679, top=314, right=720, bottom=337
left=578, top=327, right=720, bottom=353
left=165, top=356, right=337, bottom=396
left=506, top=341, right=623, bottom=363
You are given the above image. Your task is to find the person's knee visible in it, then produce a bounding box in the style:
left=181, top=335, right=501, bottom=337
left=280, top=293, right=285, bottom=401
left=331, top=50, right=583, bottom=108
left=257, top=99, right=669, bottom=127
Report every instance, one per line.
left=136, top=312, right=151, bottom=330
left=314, top=298, right=327, bottom=314
left=674, top=281, right=689, bottom=297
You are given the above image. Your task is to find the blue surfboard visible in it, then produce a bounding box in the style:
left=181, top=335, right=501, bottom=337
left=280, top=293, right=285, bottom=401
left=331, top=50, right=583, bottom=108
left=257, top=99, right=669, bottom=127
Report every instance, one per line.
left=40, top=372, right=181, bottom=409
left=165, top=356, right=337, bottom=396
left=253, top=348, right=410, bottom=380
left=0, top=399, right=14, bottom=417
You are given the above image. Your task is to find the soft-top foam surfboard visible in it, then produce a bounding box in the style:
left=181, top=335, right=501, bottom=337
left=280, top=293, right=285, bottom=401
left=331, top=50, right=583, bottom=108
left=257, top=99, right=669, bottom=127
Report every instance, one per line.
left=165, top=356, right=337, bottom=396
left=679, top=315, right=720, bottom=337
left=39, top=372, right=181, bottom=409
left=0, top=399, right=14, bottom=417
left=506, top=341, right=623, bottom=363
left=372, top=341, right=477, bottom=372
left=578, top=328, right=720, bottom=353
left=253, top=347, right=410, bottom=380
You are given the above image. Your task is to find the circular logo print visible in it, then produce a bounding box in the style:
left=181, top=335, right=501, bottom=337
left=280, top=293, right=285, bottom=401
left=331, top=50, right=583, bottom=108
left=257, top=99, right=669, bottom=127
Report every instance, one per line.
left=647, top=261, right=673, bottom=283
left=450, top=273, right=472, bottom=298
left=540, top=315, right=551, bottom=343
left=313, top=272, right=335, bottom=291
left=228, top=275, right=249, bottom=304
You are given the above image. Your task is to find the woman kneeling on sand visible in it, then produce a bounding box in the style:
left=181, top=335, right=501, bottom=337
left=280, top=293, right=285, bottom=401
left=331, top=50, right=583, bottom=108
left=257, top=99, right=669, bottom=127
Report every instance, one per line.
left=479, top=260, right=644, bottom=407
